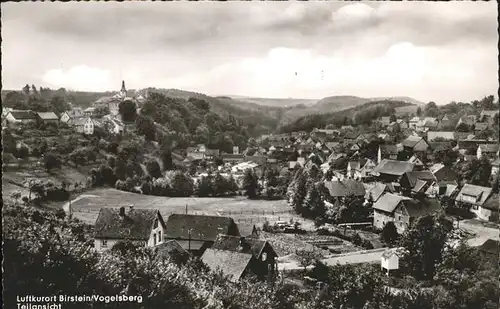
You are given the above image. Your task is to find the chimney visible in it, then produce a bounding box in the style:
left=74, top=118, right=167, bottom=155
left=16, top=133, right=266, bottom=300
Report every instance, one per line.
left=119, top=207, right=125, bottom=217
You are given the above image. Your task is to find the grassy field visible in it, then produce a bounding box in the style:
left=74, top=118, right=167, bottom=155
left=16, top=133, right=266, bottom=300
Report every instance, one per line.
left=66, top=188, right=315, bottom=234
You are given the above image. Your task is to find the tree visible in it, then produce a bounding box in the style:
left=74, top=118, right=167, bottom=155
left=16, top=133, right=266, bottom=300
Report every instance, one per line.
left=3, top=91, right=28, bottom=109
left=195, top=176, right=212, bottom=197
left=242, top=169, right=259, bottom=198
left=22, top=84, right=30, bottom=95
left=470, top=157, right=492, bottom=187
left=399, top=213, right=454, bottom=281
left=146, top=159, right=162, bottom=179
left=118, top=100, right=137, bottom=122
left=295, top=249, right=320, bottom=273
left=212, top=172, right=228, bottom=197
left=380, top=221, right=399, bottom=246
left=136, top=115, right=156, bottom=141
left=43, top=152, right=61, bottom=171
left=50, top=95, right=70, bottom=114
left=416, top=107, right=422, bottom=116
left=456, top=122, right=471, bottom=132
left=170, top=171, right=194, bottom=197
left=302, top=182, right=325, bottom=219
left=160, top=145, right=173, bottom=171
left=389, top=114, right=397, bottom=123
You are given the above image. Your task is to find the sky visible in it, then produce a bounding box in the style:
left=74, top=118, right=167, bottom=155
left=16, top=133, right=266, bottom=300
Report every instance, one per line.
left=1, top=1, right=498, bottom=104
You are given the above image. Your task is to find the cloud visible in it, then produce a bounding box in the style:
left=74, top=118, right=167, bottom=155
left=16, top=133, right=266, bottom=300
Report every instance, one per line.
left=42, top=65, right=112, bottom=91
left=1, top=1, right=497, bottom=103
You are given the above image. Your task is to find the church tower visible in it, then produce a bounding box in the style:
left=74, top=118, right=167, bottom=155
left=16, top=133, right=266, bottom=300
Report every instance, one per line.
left=120, top=80, right=127, bottom=98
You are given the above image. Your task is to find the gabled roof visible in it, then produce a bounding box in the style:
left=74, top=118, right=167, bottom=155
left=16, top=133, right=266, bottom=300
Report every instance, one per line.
left=481, top=194, right=499, bottom=211
left=365, top=182, right=388, bottom=202
left=429, top=163, right=445, bottom=174
left=455, top=184, right=492, bottom=206
left=9, top=110, right=37, bottom=120
left=402, top=198, right=441, bottom=218
left=37, top=112, right=59, bottom=120
left=379, top=144, right=398, bottom=155
left=404, top=171, right=436, bottom=187
left=479, top=239, right=500, bottom=254
left=407, top=155, right=424, bottom=165
left=474, top=122, right=489, bottom=131
left=373, top=159, right=415, bottom=176
left=201, top=249, right=252, bottom=282
left=205, top=149, right=220, bottom=156
left=324, top=179, right=366, bottom=197
left=165, top=214, right=239, bottom=242
left=212, top=234, right=276, bottom=259
left=344, top=132, right=360, bottom=140
left=373, top=193, right=412, bottom=213
left=480, top=109, right=499, bottom=117
left=73, top=117, right=92, bottom=126
left=412, top=179, right=428, bottom=193
left=325, top=142, right=340, bottom=150
left=94, top=208, right=162, bottom=240
left=155, top=240, right=190, bottom=260
left=402, top=135, right=425, bottom=148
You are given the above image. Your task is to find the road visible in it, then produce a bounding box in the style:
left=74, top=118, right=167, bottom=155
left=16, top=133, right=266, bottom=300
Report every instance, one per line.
left=62, top=194, right=100, bottom=214
left=459, top=219, right=499, bottom=247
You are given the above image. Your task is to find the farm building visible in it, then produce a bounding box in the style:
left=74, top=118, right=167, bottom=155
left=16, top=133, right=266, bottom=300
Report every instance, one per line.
left=93, top=206, right=166, bottom=252
left=371, top=159, right=415, bottom=183
left=164, top=214, right=240, bottom=256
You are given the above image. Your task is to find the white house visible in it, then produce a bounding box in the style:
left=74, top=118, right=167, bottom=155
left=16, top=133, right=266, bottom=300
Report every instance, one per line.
left=381, top=249, right=399, bottom=275
left=93, top=206, right=166, bottom=252
left=5, top=110, right=37, bottom=124
left=74, top=117, right=95, bottom=135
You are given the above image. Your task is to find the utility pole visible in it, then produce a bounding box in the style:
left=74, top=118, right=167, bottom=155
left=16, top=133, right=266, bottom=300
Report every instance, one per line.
left=185, top=204, right=188, bottom=214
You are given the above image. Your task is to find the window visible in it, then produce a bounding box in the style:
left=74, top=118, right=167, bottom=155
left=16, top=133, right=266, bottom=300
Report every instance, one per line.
left=101, top=239, right=108, bottom=248
left=153, top=233, right=157, bottom=245
left=262, top=252, right=267, bottom=261
left=158, top=231, right=162, bottom=243
left=154, top=219, right=158, bottom=228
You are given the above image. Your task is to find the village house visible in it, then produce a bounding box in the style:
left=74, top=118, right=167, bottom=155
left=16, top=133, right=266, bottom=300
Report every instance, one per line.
left=74, top=117, right=95, bottom=135
left=93, top=206, right=166, bottom=252
left=377, top=116, right=392, bottom=127
left=154, top=240, right=191, bottom=265
left=347, top=161, right=361, bottom=179
left=164, top=214, right=240, bottom=256
left=399, top=171, right=437, bottom=196
left=419, top=117, right=439, bottom=132
left=201, top=234, right=278, bottom=281
left=60, top=108, right=84, bottom=125
left=343, top=132, right=360, bottom=143
left=425, top=181, right=458, bottom=199
left=324, top=179, right=366, bottom=200
left=365, top=182, right=396, bottom=203
left=456, top=115, right=476, bottom=129
left=377, top=145, right=399, bottom=162
left=396, top=119, right=408, bottom=130
left=36, top=112, right=59, bottom=125
left=371, top=159, right=415, bottom=183
left=455, top=184, right=498, bottom=222
left=402, top=136, right=430, bottom=157
left=429, top=163, right=458, bottom=182
left=354, top=159, right=377, bottom=181
left=101, top=115, right=124, bottom=134
left=409, top=117, right=420, bottom=130
left=373, top=193, right=440, bottom=233
left=4, top=110, right=37, bottom=125
left=222, top=154, right=245, bottom=164
left=474, top=122, right=489, bottom=134
left=476, top=144, right=500, bottom=160
left=438, top=114, right=452, bottom=129
left=407, top=155, right=425, bottom=171
left=480, top=109, right=499, bottom=121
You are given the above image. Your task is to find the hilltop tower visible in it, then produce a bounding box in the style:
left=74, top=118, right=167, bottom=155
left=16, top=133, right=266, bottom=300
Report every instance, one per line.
left=120, top=80, right=127, bottom=98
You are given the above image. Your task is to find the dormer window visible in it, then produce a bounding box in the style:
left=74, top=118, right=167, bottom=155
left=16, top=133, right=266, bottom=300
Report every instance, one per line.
left=262, top=252, right=267, bottom=261
left=154, top=219, right=158, bottom=228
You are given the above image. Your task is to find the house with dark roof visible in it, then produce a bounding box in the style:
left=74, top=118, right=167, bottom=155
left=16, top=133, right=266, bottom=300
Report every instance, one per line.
left=474, top=122, right=489, bottom=134
left=399, top=171, right=436, bottom=196
left=455, top=184, right=497, bottom=222
left=354, top=159, right=377, bottom=181
left=407, top=155, right=425, bottom=171
left=371, top=159, right=415, bottom=182
left=402, top=136, right=430, bottom=155
left=365, top=182, right=395, bottom=203
left=204, top=234, right=278, bottom=281
left=154, top=240, right=191, bottom=265
left=74, top=117, right=95, bottom=135
left=164, top=214, right=240, bottom=256
left=36, top=112, right=59, bottom=125
left=4, top=110, right=37, bottom=124
left=324, top=179, right=366, bottom=199
left=373, top=193, right=440, bottom=233
left=378, top=145, right=399, bottom=163
left=94, top=206, right=166, bottom=252
left=425, top=181, right=458, bottom=199
left=429, top=164, right=458, bottom=182
left=343, top=132, right=361, bottom=143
